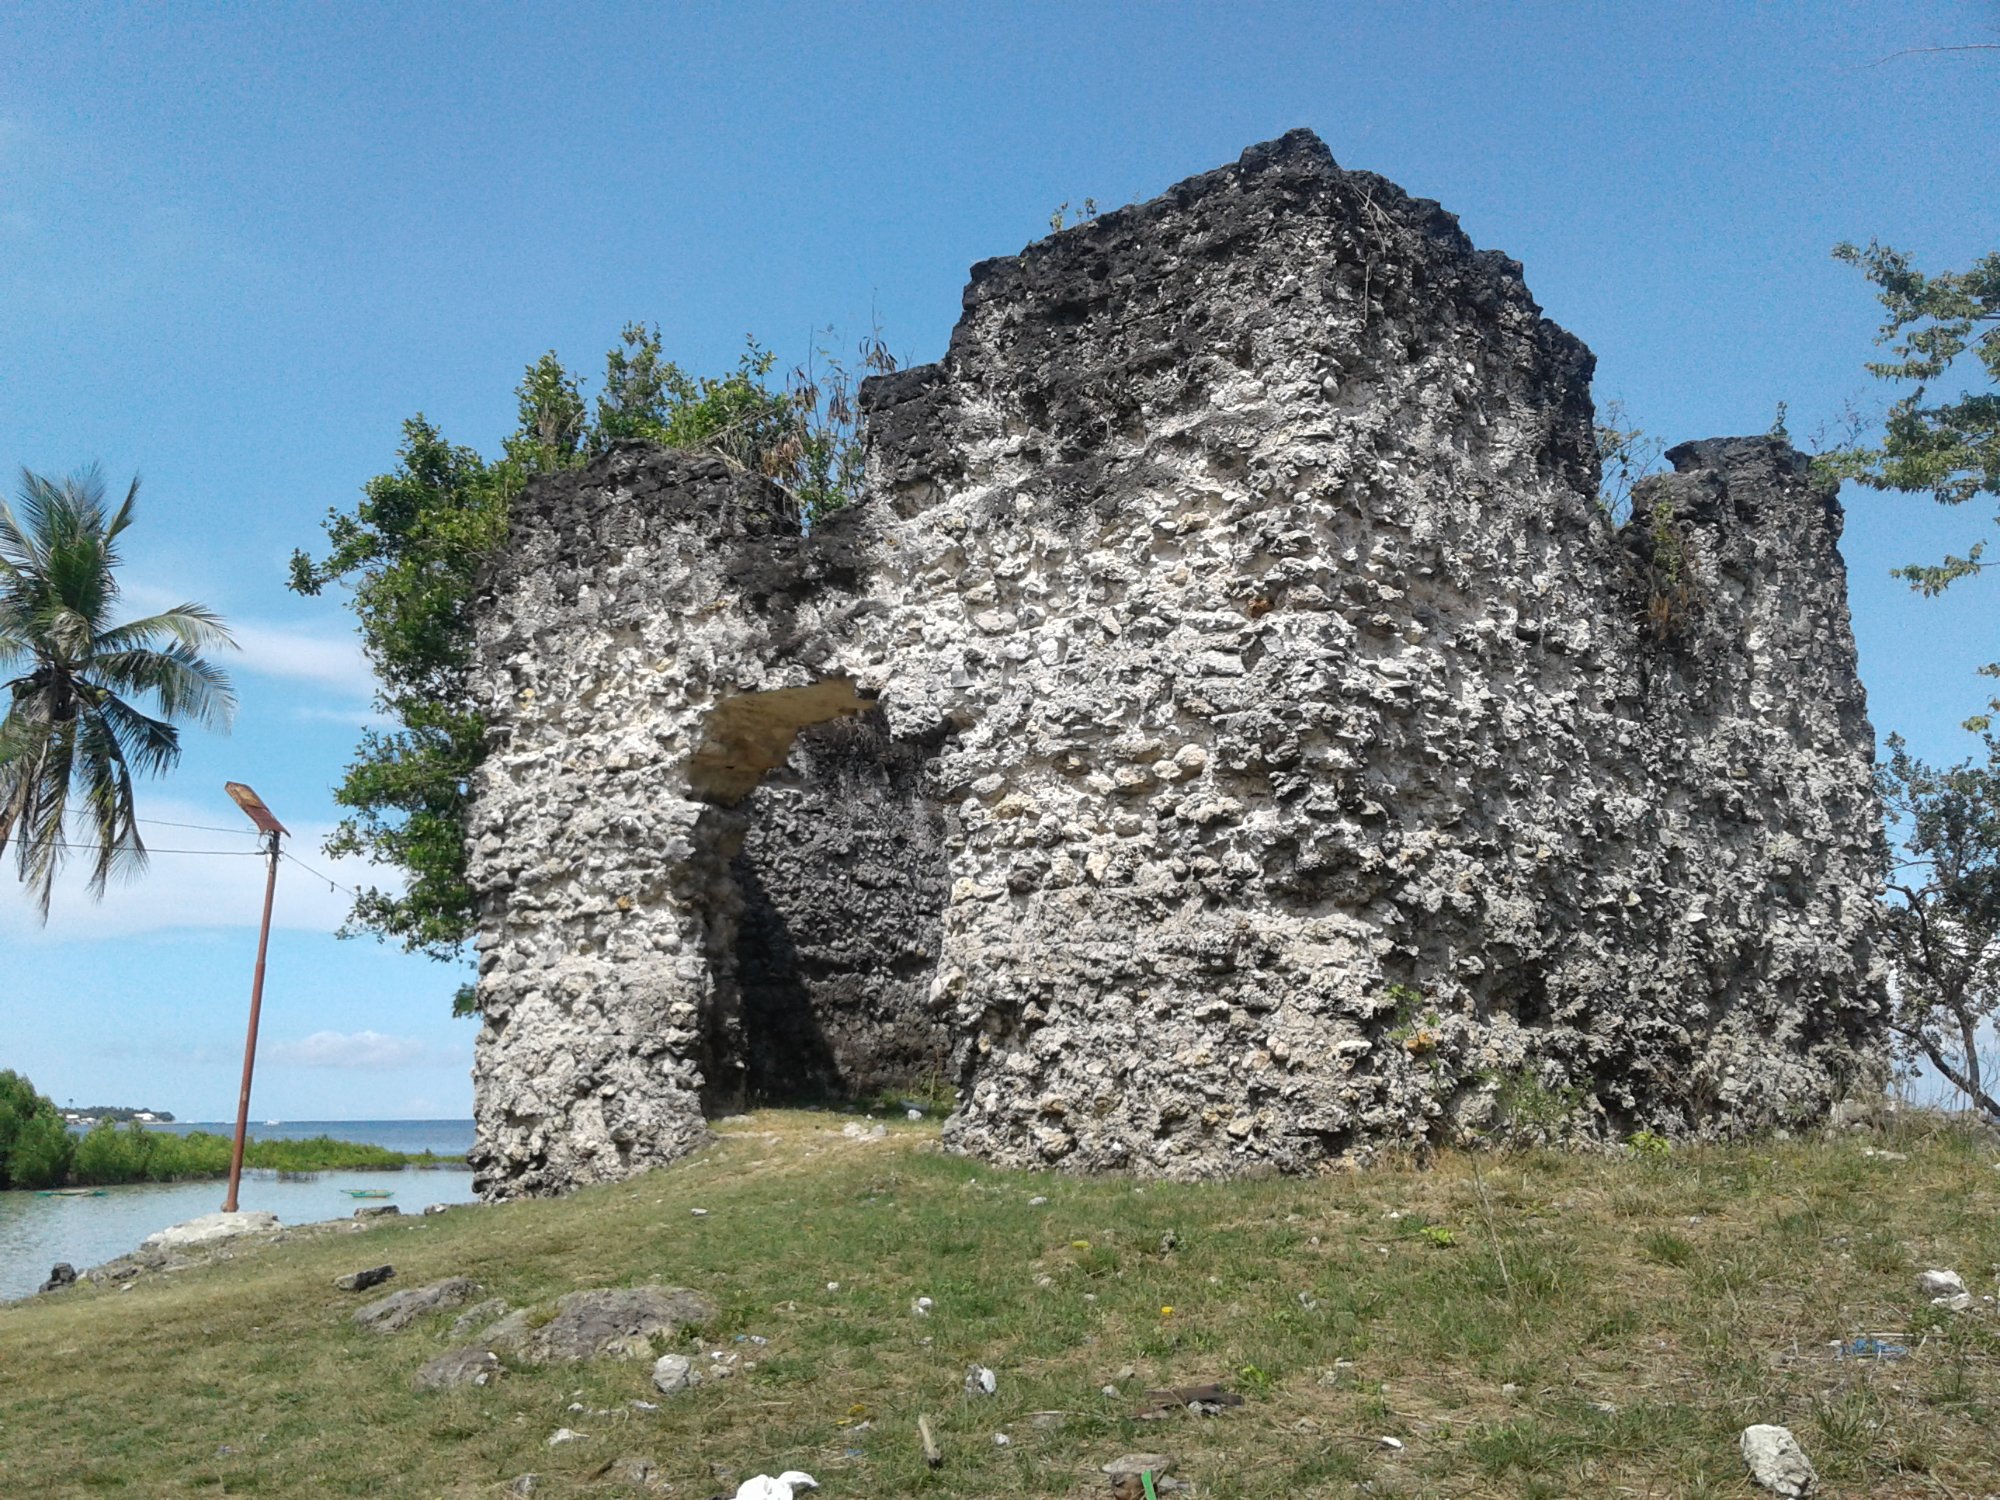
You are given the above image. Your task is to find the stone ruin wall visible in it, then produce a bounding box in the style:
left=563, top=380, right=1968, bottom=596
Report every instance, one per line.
left=466, top=131, right=1887, bottom=1197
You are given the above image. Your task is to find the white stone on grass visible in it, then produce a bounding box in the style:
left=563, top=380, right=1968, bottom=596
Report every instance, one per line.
left=1740, top=1424, right=1817, bottom=1497
left=651, top=1353, right=700, bottom=1394
left=731, top=1473, right=817, bottom=1500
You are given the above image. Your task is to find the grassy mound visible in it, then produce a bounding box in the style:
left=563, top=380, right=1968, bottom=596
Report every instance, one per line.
left=4, top=1112, right=1997, bottom=1497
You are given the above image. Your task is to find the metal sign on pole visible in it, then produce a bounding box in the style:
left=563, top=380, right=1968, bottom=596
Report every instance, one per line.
left=222, top=782, right=286, bottom=1215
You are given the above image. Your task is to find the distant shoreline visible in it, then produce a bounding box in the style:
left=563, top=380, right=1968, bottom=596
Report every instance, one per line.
left=17, top=1126, right=467, bottom=1192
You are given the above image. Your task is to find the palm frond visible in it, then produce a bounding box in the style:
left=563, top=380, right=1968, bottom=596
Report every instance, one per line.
left=103, top=474, right=140, bottom=548
left=93, top=603, right=238, bottom=657
left=0, top=712, right=57, bottom=856
left=0, top=499, right=34, bottom=582
left=0, top=619, right=30, bottom=673
left=90, top=644, right=237, bottom=731
left=9, top=715, right=76, bottom=918
left=0, top=694, right=54, bottom=752
left=34, top=603, right=94, bottom=661
left=73, top=709, right=145, bottom=898
left=4, top=475, right=59, bottom=573
left=92, top=694, right=182, bottom=780
left=9, top=469, right=122, bottom=635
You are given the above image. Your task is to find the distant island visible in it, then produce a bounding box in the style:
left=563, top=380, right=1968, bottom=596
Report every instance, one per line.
left=61, top=1106, right=175, bottom=1124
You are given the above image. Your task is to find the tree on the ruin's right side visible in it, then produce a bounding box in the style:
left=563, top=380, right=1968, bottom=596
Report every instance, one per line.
left=1823, top=234, right=2000, bottom=1118
left=1819, top=241, right=1998, bottom=594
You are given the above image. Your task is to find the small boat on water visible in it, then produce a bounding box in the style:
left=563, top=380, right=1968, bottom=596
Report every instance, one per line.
left=35, top=1188, right=106, bottom=1198
left=343, top=1189, right=394, bottom=1199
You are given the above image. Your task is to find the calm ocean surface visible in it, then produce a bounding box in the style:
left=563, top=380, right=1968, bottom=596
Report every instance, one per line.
left=0, top=1119, right=476, bottom=1303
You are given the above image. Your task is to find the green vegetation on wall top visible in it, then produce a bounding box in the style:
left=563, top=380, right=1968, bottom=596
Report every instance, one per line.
left=290, top=327, right=890, bottom=1009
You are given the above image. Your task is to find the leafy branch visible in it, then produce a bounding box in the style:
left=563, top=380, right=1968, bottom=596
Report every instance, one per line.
left=1818, top=241, right=2000, bottom=597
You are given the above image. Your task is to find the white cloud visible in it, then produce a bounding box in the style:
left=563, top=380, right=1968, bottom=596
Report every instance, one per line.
left=266, top=1030, right=457, bottom=1071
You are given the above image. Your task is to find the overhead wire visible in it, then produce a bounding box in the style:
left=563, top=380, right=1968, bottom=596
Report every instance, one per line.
left=280, top=848, right=362, bottom=899
left=133, top=817, right=263, bottom=837
left=24, top=831, right=363, bottom=891
left=33, top=838, right=264, bottom=856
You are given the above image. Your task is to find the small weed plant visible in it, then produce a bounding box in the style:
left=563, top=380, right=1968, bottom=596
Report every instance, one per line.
left=1626, top=1129, right=1674, bottom=1161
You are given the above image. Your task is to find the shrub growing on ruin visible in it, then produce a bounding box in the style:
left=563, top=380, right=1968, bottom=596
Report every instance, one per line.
left=1593, top=398, right=1665, bottom=524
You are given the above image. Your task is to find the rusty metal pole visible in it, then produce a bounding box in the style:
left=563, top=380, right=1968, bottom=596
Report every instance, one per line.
left=223, top=784, right=287, bottom=1215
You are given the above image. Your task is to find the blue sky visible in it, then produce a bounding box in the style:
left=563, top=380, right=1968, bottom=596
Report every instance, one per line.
left=2, top=3, right=1995, bottom=1120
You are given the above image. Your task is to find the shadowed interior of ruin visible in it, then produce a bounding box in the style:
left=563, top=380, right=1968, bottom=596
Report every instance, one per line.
left=689, top=696, right=952, bottom=1112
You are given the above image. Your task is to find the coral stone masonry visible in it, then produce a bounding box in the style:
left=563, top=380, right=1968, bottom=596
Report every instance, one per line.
left=466, top=131, right=1886, bottom=1197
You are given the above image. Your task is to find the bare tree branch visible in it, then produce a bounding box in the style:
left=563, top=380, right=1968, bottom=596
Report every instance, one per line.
left=1890, top=1020, right=2000, bottom=1122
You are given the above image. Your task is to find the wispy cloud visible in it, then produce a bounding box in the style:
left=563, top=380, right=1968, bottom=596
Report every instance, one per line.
left=231, top=619, right=373, bottom=695
left=293, top=703, right=391, bottom=730
left=0, top=795, right=395, bottom=943
left=122, top=582, right=375, bottom=696
left=266, top=1030, right=461, bottom=1071
left=92, top=1037, right=236, bottom=1068
left=0, top=111, right=277, bottom=326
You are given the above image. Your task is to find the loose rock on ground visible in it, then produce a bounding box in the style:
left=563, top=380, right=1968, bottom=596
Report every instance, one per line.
left=651, top=1353, right=701, bottom=1394
left=1740, top=1424, right=1818, bottom=1497
left=448, top=1296, right=510, bottom=1338
left=352, top=1276, right=479, bottom=1333
left=413, top=1347, right=502, bottom=1391
left=483, top=1286, right=716, bottom=1364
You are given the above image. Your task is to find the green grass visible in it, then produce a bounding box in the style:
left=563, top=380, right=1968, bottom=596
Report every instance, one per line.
left=4, top=1111, right=1998, bottom=1497
left=59, top=1121, right=460, bottom=1185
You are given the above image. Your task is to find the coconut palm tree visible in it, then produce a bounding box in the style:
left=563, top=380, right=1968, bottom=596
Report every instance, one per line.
left=0, top=467, right=237, bottom=918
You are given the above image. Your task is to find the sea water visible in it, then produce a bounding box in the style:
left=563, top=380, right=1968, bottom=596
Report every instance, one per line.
left=0, top=1120, right=476, bottom=1303
left=148, top=1118, right=476, bottom=1157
